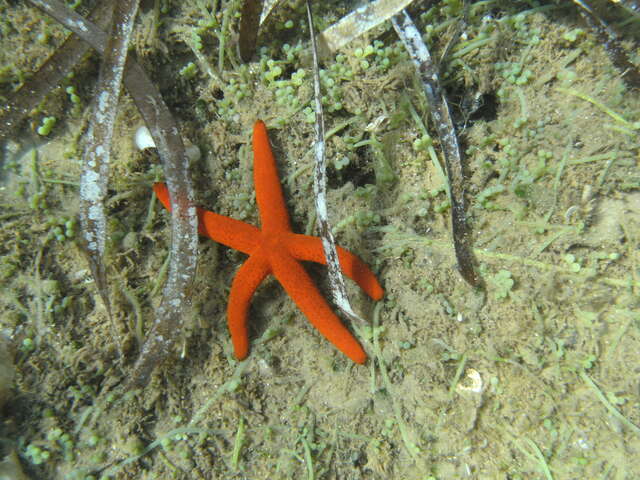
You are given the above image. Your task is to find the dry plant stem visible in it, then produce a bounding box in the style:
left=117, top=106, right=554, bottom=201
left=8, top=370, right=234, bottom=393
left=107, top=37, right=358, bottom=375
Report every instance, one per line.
left=392, top=9, right=481, bottom=288
left=128, top=83, right=198, bottom=387
left=306, top=0, right=365, bottom=326
left=79, top=0, right=140, bottom=354
left=239, top=0, right=263, bottom=62
left=438, top=0, right=469, bottom=65
left=27, top=0, right=199, bottom=387
left=620, top=0, right=640, bottom=14
left=611, top=0, right=640, bottom=15
left=0, top=1, right=114, bottom=148
left=572, top=0, right=640, bottom=89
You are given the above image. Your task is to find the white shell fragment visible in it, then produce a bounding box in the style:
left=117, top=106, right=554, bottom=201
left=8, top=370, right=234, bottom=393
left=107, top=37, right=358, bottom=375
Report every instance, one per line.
left=134, top=125, right=156, bottom=151
left=456, top=369, right=484, bottom=394
left=135, top=125, right=201, bottom=163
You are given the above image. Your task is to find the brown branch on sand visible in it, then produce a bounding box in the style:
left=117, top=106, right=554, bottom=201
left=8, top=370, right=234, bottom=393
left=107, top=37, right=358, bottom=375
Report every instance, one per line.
left=392, top=9, right=482, bottom=288
left=572, top=0, right=640, bottom=90
left=0, top=1, right=114, bottom=148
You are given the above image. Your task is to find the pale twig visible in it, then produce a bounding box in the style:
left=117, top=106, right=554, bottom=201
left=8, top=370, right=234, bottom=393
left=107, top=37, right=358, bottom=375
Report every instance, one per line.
left=306, top=0, right=366, bottom=325
left=317, top=0, right=415, bottom=57
left=79, top=0, right=141, bottom=356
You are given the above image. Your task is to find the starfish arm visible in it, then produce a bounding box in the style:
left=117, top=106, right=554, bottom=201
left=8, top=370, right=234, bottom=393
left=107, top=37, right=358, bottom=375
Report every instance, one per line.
left=227, top=252, right=271, bottom=360
left=153, top=183, right=260, bottom=254
left=252, top=121, right=291, bottom=233
left=269, top=248, right=367, bottom=364
left=199, top=210, right=260, bottom=254
left=285, top=233, right=384, bottom=301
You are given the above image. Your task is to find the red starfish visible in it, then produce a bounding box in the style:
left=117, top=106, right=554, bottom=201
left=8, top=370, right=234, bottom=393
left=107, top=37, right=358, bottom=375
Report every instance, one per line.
left=153, top=120, right=383, bottom=363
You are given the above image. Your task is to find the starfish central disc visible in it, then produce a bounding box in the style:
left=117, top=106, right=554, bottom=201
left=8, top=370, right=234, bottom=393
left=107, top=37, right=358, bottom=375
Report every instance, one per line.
left=260, top=231, right=286, bottom=252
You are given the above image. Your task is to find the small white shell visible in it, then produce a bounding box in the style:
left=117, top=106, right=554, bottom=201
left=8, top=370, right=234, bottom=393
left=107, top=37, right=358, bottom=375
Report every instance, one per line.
left=185, top=144, right=201, bottom=162
left=134, top=125, right=156, bottom=151
left=456, top=368, right=484, bottom=394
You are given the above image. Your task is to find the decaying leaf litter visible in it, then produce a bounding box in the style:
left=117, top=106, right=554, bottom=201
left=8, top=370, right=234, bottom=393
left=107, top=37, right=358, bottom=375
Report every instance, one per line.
left=1, top=0, right=639, bottom=478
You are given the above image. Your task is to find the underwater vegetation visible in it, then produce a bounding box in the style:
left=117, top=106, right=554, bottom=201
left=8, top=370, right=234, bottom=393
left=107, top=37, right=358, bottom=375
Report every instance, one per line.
left=0, top=0, right=639, bottom=478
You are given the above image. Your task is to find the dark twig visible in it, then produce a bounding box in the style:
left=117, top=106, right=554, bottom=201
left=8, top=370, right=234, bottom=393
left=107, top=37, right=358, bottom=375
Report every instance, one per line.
left=306, top=1, right=367, bottom=325
left=572, top=0, right=640, bottom=90
left=0, top=1, right=114, bottom=149
left=26, top=0, right=199, bottom=387
left=239, top=0, right=263, bottom=62
left=613, top=0, right=640, bottom=15
left=392, top=9, right=481, bottom=288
